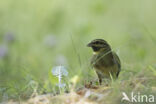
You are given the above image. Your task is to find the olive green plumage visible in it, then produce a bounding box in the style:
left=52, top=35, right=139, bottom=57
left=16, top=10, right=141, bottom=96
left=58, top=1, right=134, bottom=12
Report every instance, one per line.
left=87, top=39, right=121, bottom=84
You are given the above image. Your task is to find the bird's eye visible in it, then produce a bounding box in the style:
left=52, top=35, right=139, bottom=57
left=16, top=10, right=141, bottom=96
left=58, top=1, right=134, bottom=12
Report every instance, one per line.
left=95, top=41, right=100, bottom=44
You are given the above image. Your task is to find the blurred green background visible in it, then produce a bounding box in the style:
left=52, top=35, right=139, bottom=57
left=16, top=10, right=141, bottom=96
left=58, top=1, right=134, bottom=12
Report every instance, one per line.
left=0, top=0, right=156, bottom=101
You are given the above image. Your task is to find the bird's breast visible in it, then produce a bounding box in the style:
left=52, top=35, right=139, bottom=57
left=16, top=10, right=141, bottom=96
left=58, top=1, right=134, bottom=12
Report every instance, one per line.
left=91, top=52, right=119, bottom=78
left=91, top=53, right=114, bottom=68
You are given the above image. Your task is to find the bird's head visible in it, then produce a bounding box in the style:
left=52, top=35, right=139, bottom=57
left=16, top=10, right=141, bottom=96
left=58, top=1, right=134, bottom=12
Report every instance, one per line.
left=87, top=39, right=111, bottom=54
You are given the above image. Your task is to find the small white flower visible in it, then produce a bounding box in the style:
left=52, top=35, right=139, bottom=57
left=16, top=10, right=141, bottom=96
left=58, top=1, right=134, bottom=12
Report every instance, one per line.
left=52, top=66, right=68, bottom=76
left=51, top=66, right=68, bottom=88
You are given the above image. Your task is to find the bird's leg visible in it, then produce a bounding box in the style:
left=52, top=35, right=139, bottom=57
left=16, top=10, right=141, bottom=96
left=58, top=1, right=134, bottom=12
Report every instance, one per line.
left=99, top=78, right=102, bottom=85
left=97, top=73, right=102, bottom=85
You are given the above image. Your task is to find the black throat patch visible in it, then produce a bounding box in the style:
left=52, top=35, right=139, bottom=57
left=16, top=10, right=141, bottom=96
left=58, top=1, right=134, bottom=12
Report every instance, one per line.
left=92, top=46, right=101, bottom=52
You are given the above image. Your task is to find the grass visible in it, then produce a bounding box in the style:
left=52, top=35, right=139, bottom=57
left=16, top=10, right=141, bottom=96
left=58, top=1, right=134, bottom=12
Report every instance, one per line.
left=0, top=0, right=156, bottom=103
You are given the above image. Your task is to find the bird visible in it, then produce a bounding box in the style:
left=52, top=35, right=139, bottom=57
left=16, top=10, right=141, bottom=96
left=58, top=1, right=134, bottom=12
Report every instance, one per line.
left=87, top=39, right=121, bottom=85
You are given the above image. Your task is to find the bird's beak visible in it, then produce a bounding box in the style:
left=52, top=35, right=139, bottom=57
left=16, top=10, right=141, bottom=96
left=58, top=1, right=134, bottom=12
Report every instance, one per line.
left=87, top=42, right=92, bottom=47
